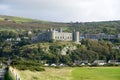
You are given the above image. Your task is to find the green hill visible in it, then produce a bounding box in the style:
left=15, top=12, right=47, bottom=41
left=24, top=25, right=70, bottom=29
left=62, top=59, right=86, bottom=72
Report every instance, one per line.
left=0, top=15, right=35, bottom=23
left=0, top=15, right=120, bottom=34
left=69, top=21, right=120, bottom=34
left=0, top=15, right=69, bottom=32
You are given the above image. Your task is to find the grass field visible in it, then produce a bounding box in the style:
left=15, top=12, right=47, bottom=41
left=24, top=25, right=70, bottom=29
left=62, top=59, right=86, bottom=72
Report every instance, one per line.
left=72, top=67, right=120, bottom=80
left=15, top=67, right=120, bottom=80
left=15, top=67, right=73, bottom=80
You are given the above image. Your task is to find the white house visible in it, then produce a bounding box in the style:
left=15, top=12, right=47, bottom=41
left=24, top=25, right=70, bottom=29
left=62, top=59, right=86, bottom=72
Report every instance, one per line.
left=108, top=60, right=120, bottom=64
left=51, top=63, right=56, bottom=67
left=93, top=60, right=106, bottom=65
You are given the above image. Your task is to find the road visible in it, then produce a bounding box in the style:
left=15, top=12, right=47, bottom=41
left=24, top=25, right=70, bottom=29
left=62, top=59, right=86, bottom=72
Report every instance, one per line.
left=0, top=64, right=6, bottom=80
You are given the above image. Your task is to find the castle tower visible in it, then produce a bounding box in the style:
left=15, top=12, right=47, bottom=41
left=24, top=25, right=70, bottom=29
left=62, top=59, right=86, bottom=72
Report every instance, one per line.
left=52, top=29, right=55, bottom=39
left=49, top=28, right=55, bottom=40
left=73, top=30, right=79, bottom=42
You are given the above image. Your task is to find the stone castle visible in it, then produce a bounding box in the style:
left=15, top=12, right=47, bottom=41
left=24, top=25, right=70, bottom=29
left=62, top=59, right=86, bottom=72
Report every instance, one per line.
left=32, top=28, right=79, bottom=42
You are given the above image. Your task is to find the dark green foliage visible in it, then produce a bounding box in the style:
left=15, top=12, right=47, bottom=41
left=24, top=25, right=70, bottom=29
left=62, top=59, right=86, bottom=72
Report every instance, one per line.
left=0, top=15, right=120, bottom=66
left=69, top=39, right=120, bottom=63
left=49, top=45, right=63, bottom=54
left=0, top=65, right=2, bottom=68
left=16, top=39, right=31, bottom=47
left=1, top=15, right=120, bottom=34
left=33, top=67, right=45, bottom=71
left=69, top=21, right=120, bottom=34
left=4, top=67, right=14, bottom=80
left=0, top=31, right=18, bottom=39
left=49, top=39, right=55, bottom=43
left=11, top=60, right=45, bottom=71
left=1, top=38, right=120, bottom=66
left=60, top=55, right=72, bottom=66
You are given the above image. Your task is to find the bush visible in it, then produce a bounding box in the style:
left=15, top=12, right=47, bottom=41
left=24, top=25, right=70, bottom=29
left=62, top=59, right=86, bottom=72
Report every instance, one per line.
left=90, top=63, right=99, bottom=67
left=0, top=65, right=2, bottom=68
left=34, top=67, right=45, bottom=71
left=13, top=65, right=45, bottom=71
left=11, top=60, right=45, bottom=71
left=54, top=66, right=62, bottom=69
left=4, top=67, right=14, bottom=80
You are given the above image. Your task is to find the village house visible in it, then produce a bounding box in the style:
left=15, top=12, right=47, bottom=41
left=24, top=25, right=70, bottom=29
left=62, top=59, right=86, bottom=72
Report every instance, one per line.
left=108, top=60, right=120, bottom=64
left=93, top=60, right=106, bottom=65
left=74, top=60, right=88, bottom=65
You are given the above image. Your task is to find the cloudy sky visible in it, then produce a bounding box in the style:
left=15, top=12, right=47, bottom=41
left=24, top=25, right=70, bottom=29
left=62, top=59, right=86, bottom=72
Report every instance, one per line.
left=0, top=0, right=120, bottom=22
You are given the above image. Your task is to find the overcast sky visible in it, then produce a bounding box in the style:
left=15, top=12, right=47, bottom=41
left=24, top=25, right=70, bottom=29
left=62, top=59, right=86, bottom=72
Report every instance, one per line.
left=0, top=0, right=120, bottom=22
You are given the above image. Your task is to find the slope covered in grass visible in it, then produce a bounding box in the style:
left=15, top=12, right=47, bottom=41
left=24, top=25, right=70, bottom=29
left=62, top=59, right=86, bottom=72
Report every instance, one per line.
left=13, top=67, right=120, bottom=80
left=72, top=67, right=120, bottom=80
left=0, top=15, right=69, bottom=31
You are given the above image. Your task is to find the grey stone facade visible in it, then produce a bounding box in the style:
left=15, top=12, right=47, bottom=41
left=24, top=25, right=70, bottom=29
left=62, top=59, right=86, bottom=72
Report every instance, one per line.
left=80, top=33, right=120, bottom=40
left=31, top=28, right=79, bottom=42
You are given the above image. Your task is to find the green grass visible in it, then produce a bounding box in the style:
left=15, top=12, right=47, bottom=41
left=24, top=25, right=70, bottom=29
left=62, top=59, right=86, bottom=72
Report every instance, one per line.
left=16, top=67, right=73, bottom=80
left=14, top=67, right=120, bottom=80
left=0, top=15, right=34, bottom=23
left=72, top=67, right=120, bottom=80
left=0, top=28, right=16, bottom=32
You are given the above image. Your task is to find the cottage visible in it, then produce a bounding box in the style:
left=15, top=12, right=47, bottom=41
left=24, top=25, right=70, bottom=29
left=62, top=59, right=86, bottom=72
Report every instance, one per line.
left=93, top=60, right=106, bottom=65
left=16, top=37, right=21, bottom=41
left=44, top=64, right=49, bottom=66
left=108, top=60, right=120, bottom=64
left=28, top=31, right=32, bottom=35
left=59, top=63, right=64, bottom=66
left=51, top=63, right=56, bottom=67
left=81, top=63, right=85, bottom=66
left=6, top=38, right=12, bottom=41
left=74, top=60, right=88, bottom=65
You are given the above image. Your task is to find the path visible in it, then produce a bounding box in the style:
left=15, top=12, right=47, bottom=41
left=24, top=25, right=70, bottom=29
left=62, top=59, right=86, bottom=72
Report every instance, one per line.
left=0, top=68, right=6, bottom=80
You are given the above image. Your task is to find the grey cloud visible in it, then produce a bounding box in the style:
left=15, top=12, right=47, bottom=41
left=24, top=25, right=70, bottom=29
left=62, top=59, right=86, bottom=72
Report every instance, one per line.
left=0, top=0, right=120, bottom=22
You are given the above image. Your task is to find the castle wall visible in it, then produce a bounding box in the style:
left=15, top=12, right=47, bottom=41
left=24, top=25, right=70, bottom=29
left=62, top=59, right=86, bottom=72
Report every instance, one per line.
left=32, top=28, right=80, bottom=42
left=84, top=33, right=119, bottom=40
left=54, top=32, right=72, bottom=41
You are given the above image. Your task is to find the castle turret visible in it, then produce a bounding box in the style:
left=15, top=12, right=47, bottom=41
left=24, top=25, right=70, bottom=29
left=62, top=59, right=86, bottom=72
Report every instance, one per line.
left=52, top=30, right=55, bottom=39
left=73, top=30, right=79, bottom=42
left=49, top=28, right=55, bottom=40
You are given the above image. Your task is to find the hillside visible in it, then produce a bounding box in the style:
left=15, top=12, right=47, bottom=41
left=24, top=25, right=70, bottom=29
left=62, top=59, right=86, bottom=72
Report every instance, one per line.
left=0, top=15, right=69, bottom=31
left=0, top=15, right=120, bottom=34
left=13, top=67, right=120, bottom=80
left=69, top=21, right=120, bottom=34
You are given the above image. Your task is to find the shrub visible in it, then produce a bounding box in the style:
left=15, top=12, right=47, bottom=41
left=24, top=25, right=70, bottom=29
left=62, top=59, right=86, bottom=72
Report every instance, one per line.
left=0, top=65, right=2, bottom=68
left=34, top=67, right=45, bottom=71
left=90, top=63, right=99, bottom=67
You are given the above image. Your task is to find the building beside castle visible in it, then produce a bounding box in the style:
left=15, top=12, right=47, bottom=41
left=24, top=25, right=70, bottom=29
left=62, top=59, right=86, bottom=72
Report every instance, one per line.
left=80, top=33, right=120, bottom=40
left=31, top=28, right=79, bottom=42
